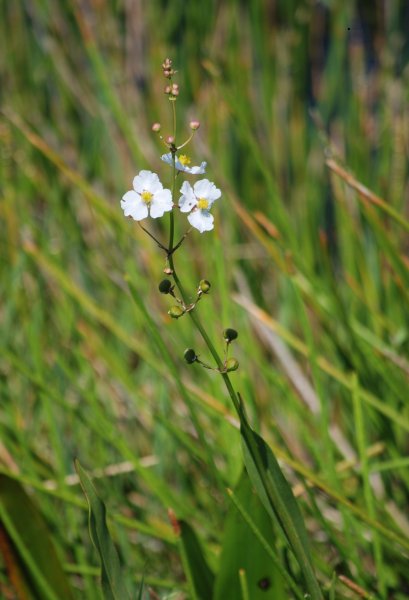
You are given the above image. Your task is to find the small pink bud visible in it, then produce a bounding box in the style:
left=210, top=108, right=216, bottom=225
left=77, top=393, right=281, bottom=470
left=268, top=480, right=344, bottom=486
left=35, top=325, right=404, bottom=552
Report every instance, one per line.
left=189, top=120, right=200, bottom=131
left=164, top=84, right=172, bottom=94
left=165, top=135, right=175, bottom=145
left=171, top=83, right=179, bottom=96
left=151, top=122, right=161, bottom=132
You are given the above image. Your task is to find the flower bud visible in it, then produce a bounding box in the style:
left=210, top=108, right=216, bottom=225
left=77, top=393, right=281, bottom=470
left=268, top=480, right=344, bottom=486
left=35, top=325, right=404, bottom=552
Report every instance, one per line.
left=151, top=122, right=161, bottom=132
left=189, top=120, right=200, bottom=131
left=171, top=83, right=179, bottom=96
left=159, top=279, right=172, bottom=294
left=223, top=328, right=238, bottom=342
left=165, top=135, right=175, bottom=145
left=164, top=84, right=172, bottom=94
left=163, top=266, right=173, bottom=275
left=184, top=348, right=197, bottom=364
left=225, top=357, right=239, bottom=372
left=162, top=58, right=172, bottom=70
left=168, top=305, right=184, bottom=319
left=199, top=279, right=211, bottom=293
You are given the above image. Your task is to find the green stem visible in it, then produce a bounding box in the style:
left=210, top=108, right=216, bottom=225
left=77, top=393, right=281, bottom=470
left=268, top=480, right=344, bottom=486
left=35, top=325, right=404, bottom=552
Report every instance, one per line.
left=165, top=98, right=321, bottom=599
left=172, top=98, right=177, bottom=144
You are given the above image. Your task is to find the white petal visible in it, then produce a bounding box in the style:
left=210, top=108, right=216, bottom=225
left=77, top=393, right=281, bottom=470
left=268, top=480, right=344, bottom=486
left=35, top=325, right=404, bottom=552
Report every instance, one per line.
left=142, top=172, right=162, bottom=193
left=150, top=189, right=173, bottom=218
left=173, top=157, right=189, bottom=172
left=160, top=153, right=173, bottom=166
left=180, top=180, right=192, bottom=195
left=186, top=161, right=207, bottom=174
left=188, top=209, right=214, bottom=233
left=207, top=182, right=221, bottom=203
left=162, top=153, right=206, bottom=175
left=133, top=170, right=160, bottom=193
left=193, top=179, right=212, bottom=197
left=178, top=181, right=197, bottom=213
left=121, top=191, right=148, bottom=221
left=179, top=195, right=196, bottom=213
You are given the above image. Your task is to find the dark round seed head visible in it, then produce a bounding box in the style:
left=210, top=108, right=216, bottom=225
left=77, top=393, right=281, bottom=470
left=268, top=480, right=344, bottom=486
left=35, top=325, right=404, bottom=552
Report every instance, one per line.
left=223, top=328, right=238, bottom=342
left=159, top=279, right=172, bottom=294
left=184, top=348, right=197, bottom=364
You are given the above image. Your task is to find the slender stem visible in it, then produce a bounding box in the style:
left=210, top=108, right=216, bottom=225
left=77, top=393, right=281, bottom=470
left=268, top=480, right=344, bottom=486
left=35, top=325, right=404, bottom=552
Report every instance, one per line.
left=172, top=99, right=177, bottom=143
left=166, top=112, right=226, bottom=494
left=168, top=101, right=177, bottom=254
left=168, top=231, right=240, bottom=415
left=168, top=157, right=176, bottom=255
left=163, top=87, right=321, bottom=599
left=177, top=131, right=194, bottom=150
left=169, top=229, right=191, bottom=256
left=138, top=223, right=167, bottom=252
left=167, top=101, right=241, bottom=415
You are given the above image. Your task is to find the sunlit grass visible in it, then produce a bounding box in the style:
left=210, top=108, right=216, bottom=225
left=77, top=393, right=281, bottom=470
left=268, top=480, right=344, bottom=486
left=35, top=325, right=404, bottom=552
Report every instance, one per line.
left=1, top=1, right=409, bottom=598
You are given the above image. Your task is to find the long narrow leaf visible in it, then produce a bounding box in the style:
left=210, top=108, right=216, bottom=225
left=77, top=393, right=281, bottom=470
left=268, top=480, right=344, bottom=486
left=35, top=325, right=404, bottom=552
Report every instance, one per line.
left=238, top=407, right=323, bottom=600
left=214, top=472, right=288, bottom=600
left=171, top=515, right=215, bottom=600
left=75, top=460, right=130, bottom=600
left=0, top=475, right=74, bottom=600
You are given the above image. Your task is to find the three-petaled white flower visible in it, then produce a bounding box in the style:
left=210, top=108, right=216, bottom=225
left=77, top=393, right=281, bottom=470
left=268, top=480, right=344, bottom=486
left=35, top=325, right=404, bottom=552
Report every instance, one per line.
left=179, top=179, right=221, bottom=233
left=121, top=170, right=173, bottom=221
left=161, top=153, right=207, bottom=175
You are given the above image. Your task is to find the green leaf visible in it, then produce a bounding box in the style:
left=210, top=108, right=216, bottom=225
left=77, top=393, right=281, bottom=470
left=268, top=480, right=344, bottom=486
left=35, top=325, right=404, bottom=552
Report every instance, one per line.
left=239, top=408, right=323, bottom=600
left=214, top=472, right=287, bottom=600
left=177, top=520, right=215, bottom=600
left=75, top=460, right=130, bottom=600
left=136, top=573, right=146, bottom=600
left=0, top=474, right=75, bottom=600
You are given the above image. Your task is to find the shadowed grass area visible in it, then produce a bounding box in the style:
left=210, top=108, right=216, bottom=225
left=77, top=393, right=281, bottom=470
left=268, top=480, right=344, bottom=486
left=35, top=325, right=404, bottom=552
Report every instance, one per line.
left=1, top=1, right=409, bottom=598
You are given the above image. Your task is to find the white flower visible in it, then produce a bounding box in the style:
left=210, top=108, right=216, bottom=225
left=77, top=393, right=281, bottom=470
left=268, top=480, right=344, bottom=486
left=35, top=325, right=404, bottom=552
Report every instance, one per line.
left=161, top=153, right=206, bottom=175
left=121, top=170, right=173, bottom=221
left=179, top=179, right=221, bottom=233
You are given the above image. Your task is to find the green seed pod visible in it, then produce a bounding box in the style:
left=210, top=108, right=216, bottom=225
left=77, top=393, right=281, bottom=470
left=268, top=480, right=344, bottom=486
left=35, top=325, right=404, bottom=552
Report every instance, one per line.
left=199, top=279, right=211, bottom=294
left=168, top=305, right=184, bottom=319
left=184, top=348, right=197, bottom=364
left=223, top=328, right=238, bottom=343
left=159, top=279, right=173, bottom=294
left=225, top=357, right=239, bottom=372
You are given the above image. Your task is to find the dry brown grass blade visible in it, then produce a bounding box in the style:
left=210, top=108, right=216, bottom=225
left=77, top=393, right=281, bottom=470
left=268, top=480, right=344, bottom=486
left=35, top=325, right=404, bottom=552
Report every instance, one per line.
left=326, top=158, right=409, bottom=233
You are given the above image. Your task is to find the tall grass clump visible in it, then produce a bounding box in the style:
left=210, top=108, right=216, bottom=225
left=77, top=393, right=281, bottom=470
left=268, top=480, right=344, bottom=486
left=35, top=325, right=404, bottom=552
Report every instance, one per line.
left=1, top=1, right=409, bottom=598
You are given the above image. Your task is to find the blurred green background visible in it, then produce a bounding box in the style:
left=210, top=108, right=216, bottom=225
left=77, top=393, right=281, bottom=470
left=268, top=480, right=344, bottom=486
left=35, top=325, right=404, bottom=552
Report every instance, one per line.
left=1, top=1, right=409, bottom=598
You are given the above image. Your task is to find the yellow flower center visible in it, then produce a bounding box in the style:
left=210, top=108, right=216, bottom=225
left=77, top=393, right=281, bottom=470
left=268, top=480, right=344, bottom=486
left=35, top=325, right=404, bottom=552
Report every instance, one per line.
left=197, top=197, right=209, bottom=210
left=141, top=190, right=153, bottom=204
left=179, top=154, right=191, bottom=166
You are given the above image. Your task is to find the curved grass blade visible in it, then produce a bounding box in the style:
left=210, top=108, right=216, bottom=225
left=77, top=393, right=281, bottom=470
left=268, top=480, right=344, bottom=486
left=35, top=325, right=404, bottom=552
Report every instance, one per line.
left=214, top=472, right=287, bottom=600
left=0, top=474, right=75, bottom=600
left=75, top=460, right=130, bottom=600
left=169, top=512, right=214, bottom=600
left=238, top=403, right=323, bottom=600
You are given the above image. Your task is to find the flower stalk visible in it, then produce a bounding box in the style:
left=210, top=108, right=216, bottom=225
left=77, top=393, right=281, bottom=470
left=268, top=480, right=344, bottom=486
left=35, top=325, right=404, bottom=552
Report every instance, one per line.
left=121, top=58, right=323, bottom=600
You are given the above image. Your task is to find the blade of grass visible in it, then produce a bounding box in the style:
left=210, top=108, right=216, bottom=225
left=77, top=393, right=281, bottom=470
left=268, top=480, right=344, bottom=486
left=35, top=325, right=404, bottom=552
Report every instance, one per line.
left=75, top=460, right=131, bottom=600
left=351, top=374, right=386, bottom=597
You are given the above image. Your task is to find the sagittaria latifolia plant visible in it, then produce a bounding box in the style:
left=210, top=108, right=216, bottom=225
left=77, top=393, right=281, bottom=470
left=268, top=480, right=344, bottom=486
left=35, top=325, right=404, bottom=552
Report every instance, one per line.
left=118, top=58, right=323, bottom=599
left=77, top=58, right=323, bottom=600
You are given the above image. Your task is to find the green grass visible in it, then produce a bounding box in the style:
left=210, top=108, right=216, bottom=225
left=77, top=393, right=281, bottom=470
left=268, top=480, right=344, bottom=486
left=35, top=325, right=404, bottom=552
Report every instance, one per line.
left=1, top=0, right=409, bottom=598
